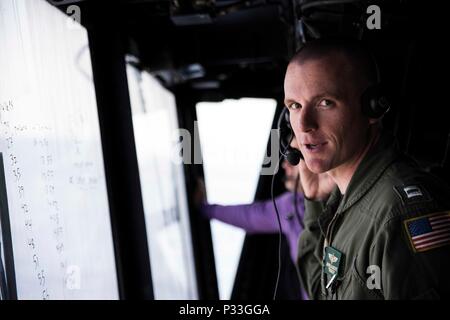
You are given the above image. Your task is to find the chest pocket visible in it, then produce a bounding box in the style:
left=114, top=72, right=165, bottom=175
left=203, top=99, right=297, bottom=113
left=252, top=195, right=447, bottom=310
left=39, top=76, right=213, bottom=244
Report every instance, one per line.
left=336, top=256, right=384, bottom=300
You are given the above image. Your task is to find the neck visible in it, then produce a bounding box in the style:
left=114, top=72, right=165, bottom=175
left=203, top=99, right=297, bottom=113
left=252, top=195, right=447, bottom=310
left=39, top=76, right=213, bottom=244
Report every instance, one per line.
left=328, top=127, right=381, bottom=194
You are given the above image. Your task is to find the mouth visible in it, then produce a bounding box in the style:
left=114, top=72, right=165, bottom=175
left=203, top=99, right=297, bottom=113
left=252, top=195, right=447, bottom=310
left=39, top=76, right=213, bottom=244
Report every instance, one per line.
left=303, top=142, right=327, bottom=153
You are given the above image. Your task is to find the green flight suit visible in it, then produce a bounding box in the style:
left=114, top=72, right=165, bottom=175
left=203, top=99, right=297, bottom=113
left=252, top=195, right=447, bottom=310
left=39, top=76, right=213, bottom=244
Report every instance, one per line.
left=297, top=131, right=450, bottom=299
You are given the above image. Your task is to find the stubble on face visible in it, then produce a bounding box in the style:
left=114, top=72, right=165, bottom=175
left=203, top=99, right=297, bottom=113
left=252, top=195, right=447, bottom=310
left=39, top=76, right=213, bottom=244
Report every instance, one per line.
left=284, top=52, right=375, bottom=182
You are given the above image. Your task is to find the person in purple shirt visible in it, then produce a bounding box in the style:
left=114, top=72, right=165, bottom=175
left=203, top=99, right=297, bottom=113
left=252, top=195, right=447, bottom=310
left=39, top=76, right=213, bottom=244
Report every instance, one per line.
left=197, top=139, right=307, bottom=299
left=200, top=164, right=304, bottom=264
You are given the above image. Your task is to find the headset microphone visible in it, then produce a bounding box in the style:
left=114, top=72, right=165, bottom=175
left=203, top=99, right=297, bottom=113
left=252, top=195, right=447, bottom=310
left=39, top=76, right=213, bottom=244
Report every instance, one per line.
left=286, top=143, right=302, bottom=166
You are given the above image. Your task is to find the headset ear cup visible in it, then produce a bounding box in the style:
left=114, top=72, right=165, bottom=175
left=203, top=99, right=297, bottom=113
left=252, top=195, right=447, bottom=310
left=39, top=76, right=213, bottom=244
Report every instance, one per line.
left=278, top=107, right=303, bottom=165
left=361, top=84, right=391, bottom=118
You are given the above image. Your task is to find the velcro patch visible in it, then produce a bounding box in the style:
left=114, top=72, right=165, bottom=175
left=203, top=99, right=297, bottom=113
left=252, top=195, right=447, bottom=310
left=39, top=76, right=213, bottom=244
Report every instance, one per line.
left=403, top=211, right=450, bottom=252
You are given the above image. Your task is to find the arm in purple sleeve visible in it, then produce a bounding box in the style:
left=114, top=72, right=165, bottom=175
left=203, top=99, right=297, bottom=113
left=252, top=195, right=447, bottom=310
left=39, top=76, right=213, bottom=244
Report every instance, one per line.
left=200, top=192, right=304, bottom=234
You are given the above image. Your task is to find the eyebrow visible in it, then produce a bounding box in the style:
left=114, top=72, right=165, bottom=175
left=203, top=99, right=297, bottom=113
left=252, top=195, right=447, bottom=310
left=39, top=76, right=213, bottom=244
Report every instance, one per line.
left=283, top=98, right=295, bottom=107
left=284, top=93, right=340, bottom=107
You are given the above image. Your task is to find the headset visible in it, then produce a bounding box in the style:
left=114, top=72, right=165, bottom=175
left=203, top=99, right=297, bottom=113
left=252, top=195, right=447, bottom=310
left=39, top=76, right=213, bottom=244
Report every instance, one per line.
left=277, top=107, right=303, bottom=166
left=359, top=41, right=391, bottom=119
left=360, top=79, right=391, bottom=119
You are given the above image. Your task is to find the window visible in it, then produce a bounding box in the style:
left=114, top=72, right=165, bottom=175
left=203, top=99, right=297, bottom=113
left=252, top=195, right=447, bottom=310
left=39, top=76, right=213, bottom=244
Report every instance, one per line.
left=0, top=0, right=118, bottom=299
left=126, top=63, right=198, bottom=299
left=196, top=98, right=276, bottom=299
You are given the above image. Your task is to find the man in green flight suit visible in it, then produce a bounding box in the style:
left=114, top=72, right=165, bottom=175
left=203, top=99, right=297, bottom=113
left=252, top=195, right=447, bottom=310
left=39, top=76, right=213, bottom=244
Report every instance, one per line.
left=283, top=39, right=450, bottom=299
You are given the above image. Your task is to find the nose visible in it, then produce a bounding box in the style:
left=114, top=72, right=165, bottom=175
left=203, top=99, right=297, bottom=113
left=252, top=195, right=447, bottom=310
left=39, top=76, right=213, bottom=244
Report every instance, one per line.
left=293, top=105, right=318, bottom=133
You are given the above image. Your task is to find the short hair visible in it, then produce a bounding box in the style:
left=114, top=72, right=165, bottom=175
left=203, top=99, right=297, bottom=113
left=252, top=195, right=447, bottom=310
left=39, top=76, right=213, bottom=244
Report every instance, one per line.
left=289, top=38, right=380, bottom=86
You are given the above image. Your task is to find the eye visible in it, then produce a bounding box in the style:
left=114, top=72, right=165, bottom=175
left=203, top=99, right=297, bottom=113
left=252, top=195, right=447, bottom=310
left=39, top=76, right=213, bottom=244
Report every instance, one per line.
left=288, top=102, right=301, bottom=110
left=318, top=99, right=334, bottom=108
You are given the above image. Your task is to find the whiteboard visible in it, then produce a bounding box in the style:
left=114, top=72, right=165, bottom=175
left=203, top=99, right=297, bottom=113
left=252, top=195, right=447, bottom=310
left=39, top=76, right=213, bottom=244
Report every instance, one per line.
left=126, top=63, right=198, bottom=299
left=0, top=0, right=119, bottom=299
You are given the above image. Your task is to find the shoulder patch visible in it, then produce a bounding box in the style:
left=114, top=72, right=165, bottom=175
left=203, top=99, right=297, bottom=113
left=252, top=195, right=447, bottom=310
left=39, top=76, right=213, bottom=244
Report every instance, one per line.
left=403, top=211, right=450, bottom=252
left=394, top=184, right=432, bottom=205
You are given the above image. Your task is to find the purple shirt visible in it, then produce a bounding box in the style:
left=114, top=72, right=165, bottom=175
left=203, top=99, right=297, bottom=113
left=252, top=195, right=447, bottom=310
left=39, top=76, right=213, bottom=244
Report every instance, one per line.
left=200, top=192, right=305, bottom=267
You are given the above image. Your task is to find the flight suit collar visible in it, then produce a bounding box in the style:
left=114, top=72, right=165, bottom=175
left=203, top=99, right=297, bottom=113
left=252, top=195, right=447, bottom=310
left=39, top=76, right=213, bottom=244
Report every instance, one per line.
left=318, top=188, right=342, bottom=236
left=337, top=131, right=400, bottom=214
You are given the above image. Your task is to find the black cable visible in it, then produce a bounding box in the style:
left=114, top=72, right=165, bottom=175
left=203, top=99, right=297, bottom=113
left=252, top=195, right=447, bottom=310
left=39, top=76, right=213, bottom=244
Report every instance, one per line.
left=271, top=154, right=284, bottom=300
left=272, top=108, right=294, bottom=300
left=293, top=173, right=305, bottom=230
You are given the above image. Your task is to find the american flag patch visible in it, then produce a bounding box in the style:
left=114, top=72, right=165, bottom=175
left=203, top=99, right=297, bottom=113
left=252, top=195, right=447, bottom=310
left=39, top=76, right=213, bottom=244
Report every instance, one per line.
left=404, top=211, right=450, bottom=252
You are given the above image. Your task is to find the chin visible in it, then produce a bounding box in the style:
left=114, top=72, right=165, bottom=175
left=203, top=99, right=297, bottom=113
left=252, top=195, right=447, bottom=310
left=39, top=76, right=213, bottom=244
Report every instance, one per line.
left=305, top=158, right=330, bottom=174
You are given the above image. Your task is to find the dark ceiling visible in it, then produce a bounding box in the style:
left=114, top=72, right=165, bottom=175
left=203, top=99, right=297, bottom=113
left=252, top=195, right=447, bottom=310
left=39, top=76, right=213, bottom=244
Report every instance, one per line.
left=49, top=0, right=450, bottom=167
left=50, top=0, right=418, bottom=95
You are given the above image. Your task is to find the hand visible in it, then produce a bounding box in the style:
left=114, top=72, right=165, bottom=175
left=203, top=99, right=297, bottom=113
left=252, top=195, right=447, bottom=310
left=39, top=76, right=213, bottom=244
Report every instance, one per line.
left=298, top=160, right=336, bottom=201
